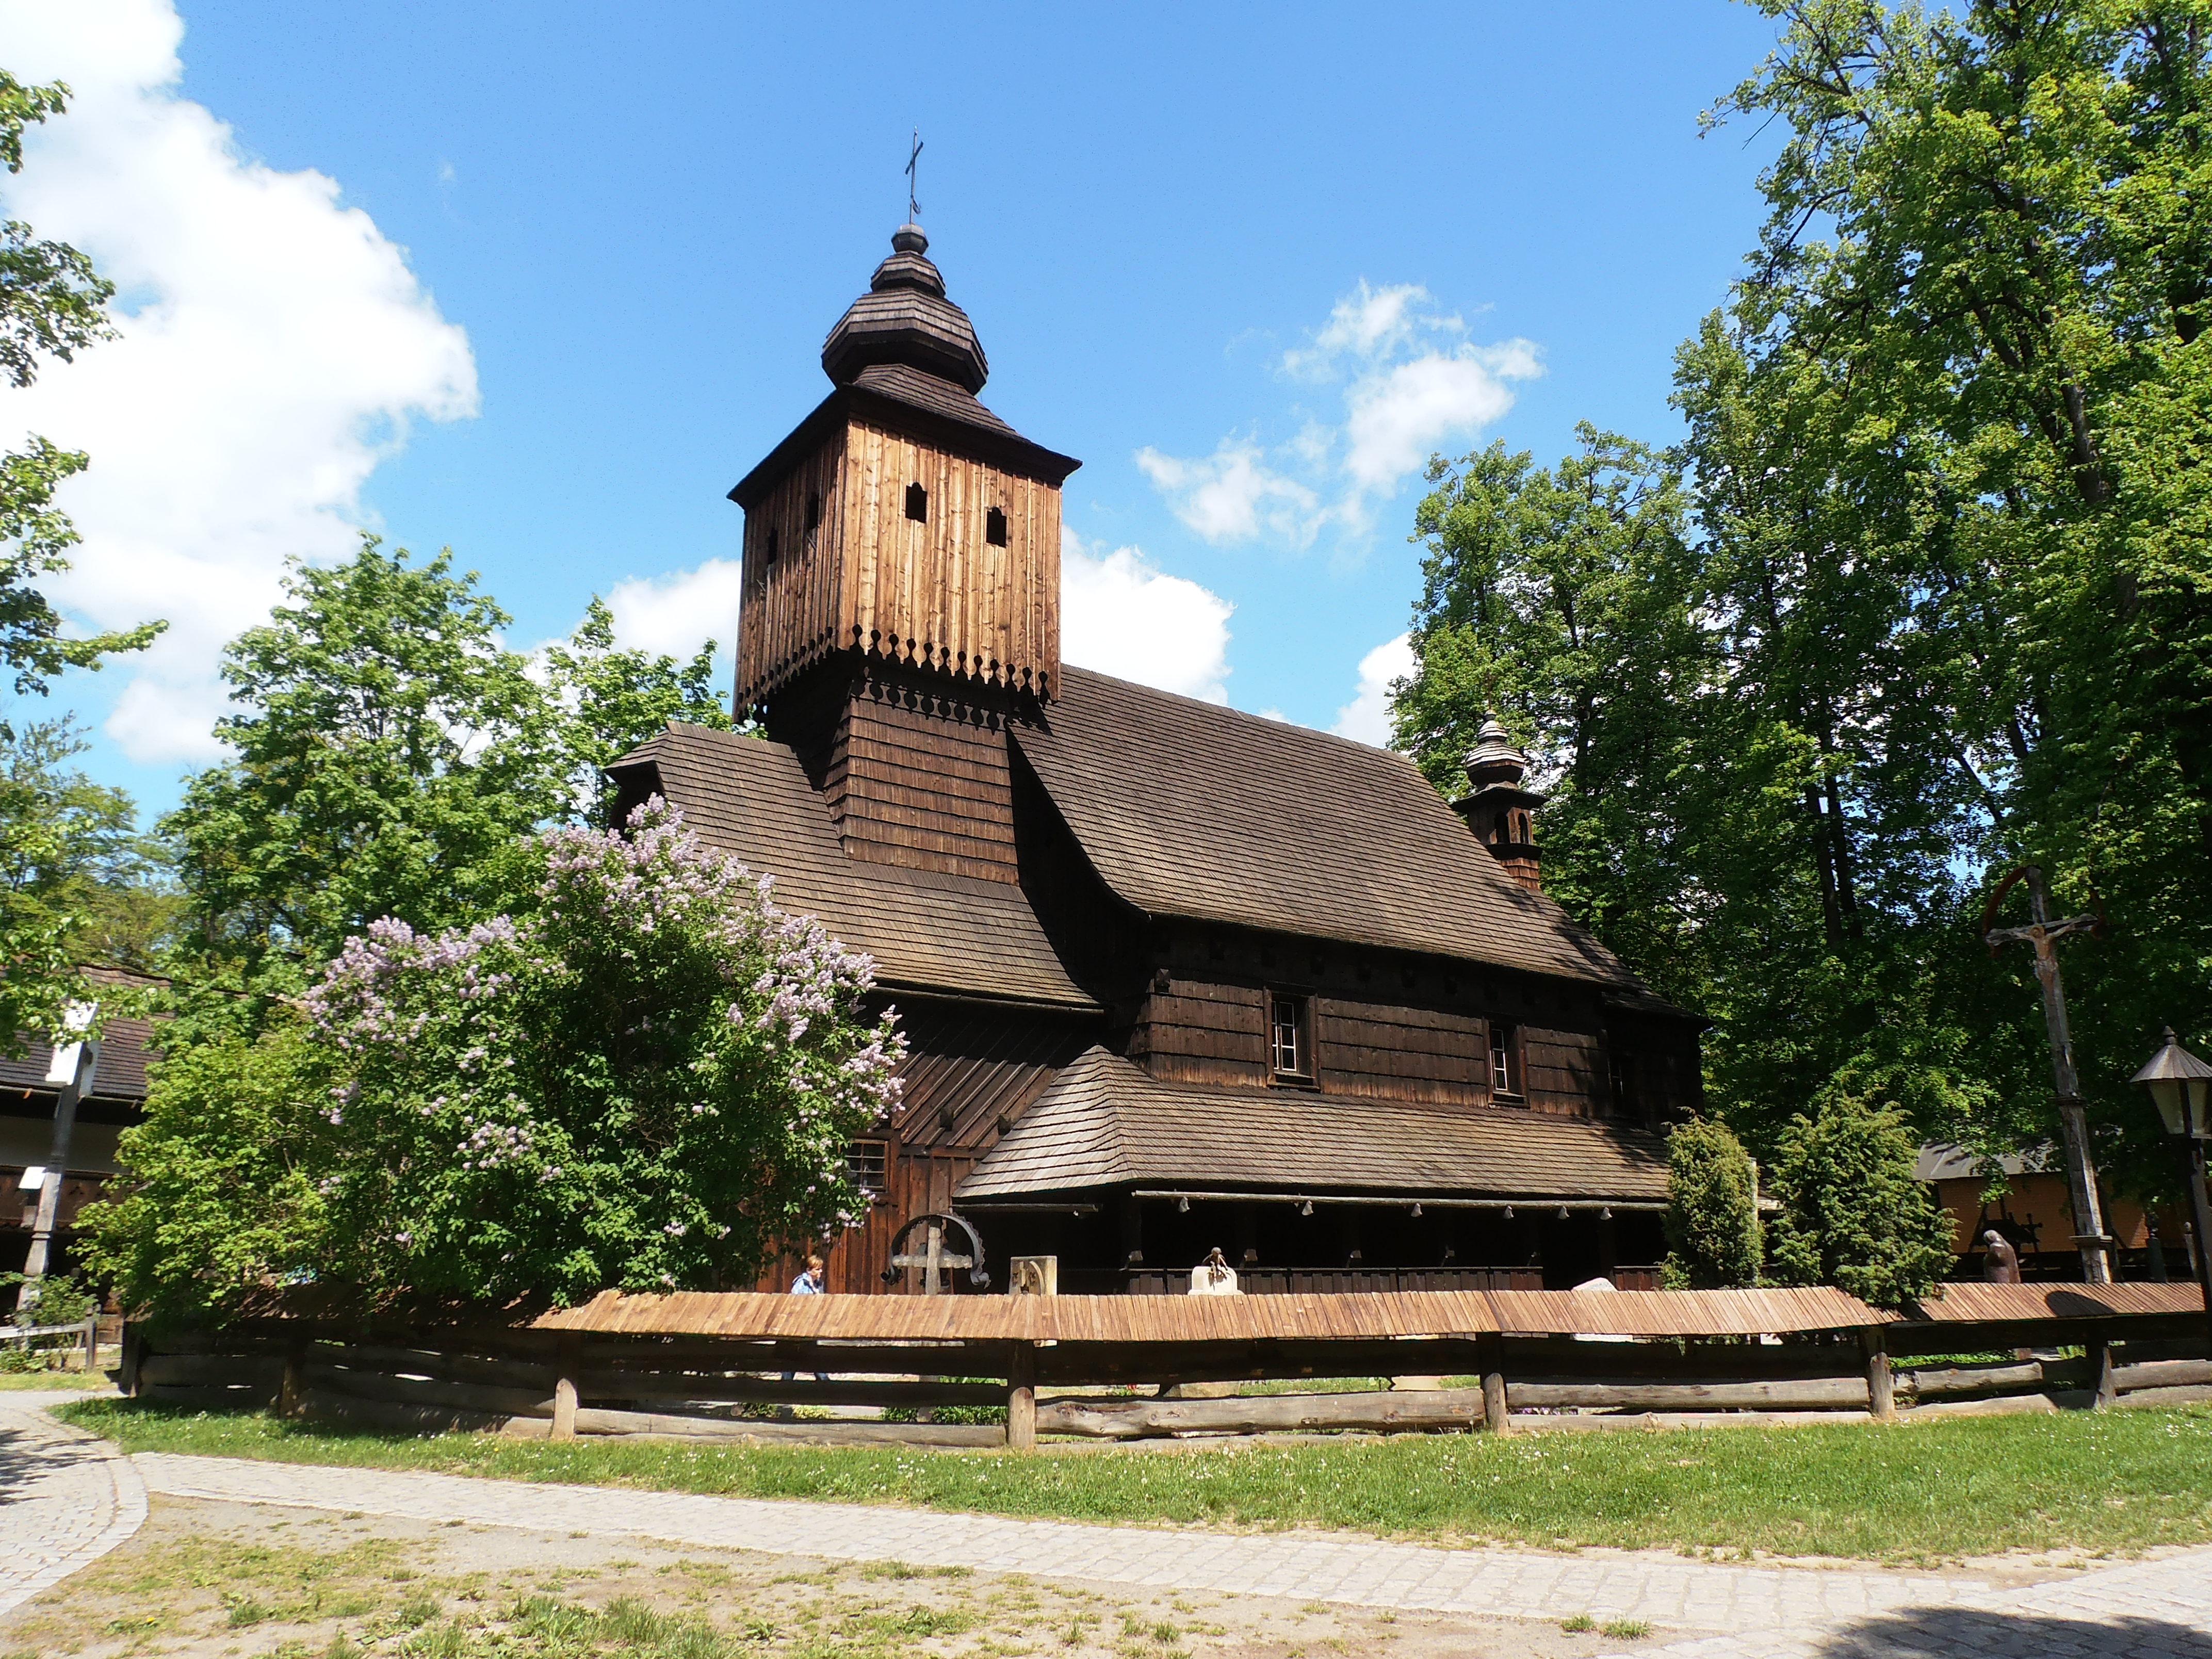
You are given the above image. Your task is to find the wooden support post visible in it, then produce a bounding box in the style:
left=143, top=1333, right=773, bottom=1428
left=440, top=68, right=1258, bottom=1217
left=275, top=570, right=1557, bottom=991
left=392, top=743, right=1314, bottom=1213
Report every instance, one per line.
left=1863, top=1330, right=1896, bottom=1423
left=279, top=1338, right=306, bottom=1419
left=1006, top=1345, right=1037, bottom=1452
left=2089, top=1338, right=2117, bottom=1411
left=118, top=1322, right=142, bottom=1397
left=552, top=1335, right=579, bottom=1440
left=1478, top=1336, right=1508, bottom=1433
left=79, top=1315, right=97, bottom=1376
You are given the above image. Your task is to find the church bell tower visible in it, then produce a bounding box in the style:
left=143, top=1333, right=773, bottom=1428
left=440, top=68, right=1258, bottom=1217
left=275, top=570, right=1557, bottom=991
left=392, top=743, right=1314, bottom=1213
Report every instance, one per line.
left=728, top=223, right=1081, bottom=884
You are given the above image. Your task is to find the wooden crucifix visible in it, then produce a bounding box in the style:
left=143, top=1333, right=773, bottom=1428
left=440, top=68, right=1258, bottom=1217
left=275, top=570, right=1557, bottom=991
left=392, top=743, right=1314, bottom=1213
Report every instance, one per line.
left=1982, top=864, right=2115, bottom=1283
left=905, top=129, right=923, bottom=222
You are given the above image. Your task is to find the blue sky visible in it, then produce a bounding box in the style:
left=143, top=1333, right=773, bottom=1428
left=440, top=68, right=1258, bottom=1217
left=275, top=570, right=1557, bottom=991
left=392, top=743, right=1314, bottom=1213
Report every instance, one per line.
left=1, top=0, right=1786, bottom=818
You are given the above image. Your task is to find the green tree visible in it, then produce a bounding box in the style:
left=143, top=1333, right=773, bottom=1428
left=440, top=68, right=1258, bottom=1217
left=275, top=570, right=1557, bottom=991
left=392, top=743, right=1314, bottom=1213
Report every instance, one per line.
left=1395, top=427, right=1716, bottom=1006
left=1766, top=1074, right=1956, bottom=1306
left=0, top=720, right=172, bottom=1044
left=1694, top=0, right=2212, bottom=1196
left=541, top=594, right=732, bottom=822
left=85, top=803, right=901, bottom=1317
left=162, top=540, right=730, bottom=1024
left=1661, top=1116, right=1765, bottom=1289
left=0, top=72, right=162, bottom=730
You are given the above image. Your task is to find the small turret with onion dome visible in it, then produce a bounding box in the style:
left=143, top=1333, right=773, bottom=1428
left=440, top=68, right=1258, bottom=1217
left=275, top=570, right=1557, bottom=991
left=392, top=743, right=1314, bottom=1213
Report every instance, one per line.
left=1450, top=717, right=1546, bottom=893
left=821, top=223, right=989, bottom=394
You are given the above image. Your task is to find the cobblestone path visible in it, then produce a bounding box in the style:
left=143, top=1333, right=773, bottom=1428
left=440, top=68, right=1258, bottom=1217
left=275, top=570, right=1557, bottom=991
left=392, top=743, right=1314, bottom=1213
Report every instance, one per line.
left=0, top=1395, right=148, bottom=1617
left=134, top=1449, right=2212, bottom=1654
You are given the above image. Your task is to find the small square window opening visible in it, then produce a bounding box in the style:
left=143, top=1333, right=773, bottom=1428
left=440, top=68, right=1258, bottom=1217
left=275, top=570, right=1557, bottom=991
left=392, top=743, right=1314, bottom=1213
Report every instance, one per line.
left=763, top=527, right=779, bottom=566
left=805, top=491, right=822, bottom=533
left=986, top=506, right=1009, bottom=546
left=1490, top=1021, right=1519, bottom=1097
left=904, top=482, right=929, bottom=522
left=845, top=1139, right=888, bottom=1194
left=1270, top=993, right=1310, bottom=1079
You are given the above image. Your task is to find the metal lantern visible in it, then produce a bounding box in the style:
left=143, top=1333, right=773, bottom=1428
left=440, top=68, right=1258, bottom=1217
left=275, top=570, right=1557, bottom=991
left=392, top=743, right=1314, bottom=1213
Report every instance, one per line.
left=2132, top=1028, right=2212, bottom=1140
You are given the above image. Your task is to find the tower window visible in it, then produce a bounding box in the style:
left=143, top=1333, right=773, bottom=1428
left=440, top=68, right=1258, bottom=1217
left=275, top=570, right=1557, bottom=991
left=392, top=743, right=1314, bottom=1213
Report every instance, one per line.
left=1608, top=1047, right=1635, bottom=1115
left=1490, top=1021, right=1521, bottom=1098
left=986, top=506, right=1009, bottom=546
left=905, top=482, right=929, bottom=523
left=1270, top=993, right=1311, bottom=1080
left=805, top=491, right=821, bottom=533
left=763, top=528, right=779, bottom=567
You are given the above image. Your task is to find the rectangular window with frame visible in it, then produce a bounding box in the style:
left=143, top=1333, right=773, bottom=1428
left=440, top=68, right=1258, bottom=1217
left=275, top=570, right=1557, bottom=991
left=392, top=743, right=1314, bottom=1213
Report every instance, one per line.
left=1608, top=1046, right=1635, bottom=1116
left=1269, top=993, right=1311, bottom=1080
left=844, top=1139, right=888, bottom=1195
left=1489, top=1021, right=1520, bottom=1098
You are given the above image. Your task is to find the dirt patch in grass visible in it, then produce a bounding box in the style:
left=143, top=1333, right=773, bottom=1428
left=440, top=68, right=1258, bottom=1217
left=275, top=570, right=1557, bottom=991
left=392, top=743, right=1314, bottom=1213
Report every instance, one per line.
left=0, top=1495, right=1627, bottom=1658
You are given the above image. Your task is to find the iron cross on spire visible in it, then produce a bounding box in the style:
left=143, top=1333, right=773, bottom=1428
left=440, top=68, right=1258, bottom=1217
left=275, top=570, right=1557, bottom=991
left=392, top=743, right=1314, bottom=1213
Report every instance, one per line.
left=905, top=129, right=923, bottom=222
left=1981, top=864, right=2116, bottom=1283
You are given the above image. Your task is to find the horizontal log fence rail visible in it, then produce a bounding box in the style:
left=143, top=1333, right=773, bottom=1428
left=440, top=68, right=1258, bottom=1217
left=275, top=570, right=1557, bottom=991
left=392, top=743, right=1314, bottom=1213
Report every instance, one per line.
left=121, top=1283, right=2211, bottom=1450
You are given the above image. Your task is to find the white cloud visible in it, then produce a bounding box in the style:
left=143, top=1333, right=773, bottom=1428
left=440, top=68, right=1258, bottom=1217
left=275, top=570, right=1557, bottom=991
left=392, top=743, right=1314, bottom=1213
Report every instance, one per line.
left=1135, top=440, right=1318, bottom=545
left=1330, top=631, right=1417, bottom=748
left=1060, top=526, right=1233, bottom=704
left=602, top=559, right=746, bottom=664
left=1140, top=283, right=1540, bottom=549
left=0, top=0, right=479, bottom=762
left=1342, top=344, right=1538, bottom=494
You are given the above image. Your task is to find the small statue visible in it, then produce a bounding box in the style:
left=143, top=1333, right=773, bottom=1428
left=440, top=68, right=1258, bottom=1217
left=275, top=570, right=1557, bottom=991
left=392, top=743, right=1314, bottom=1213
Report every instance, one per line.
left=1983, top=1228, right=2022, bottom=1285
left=1188, top=1246, right=1241, bottom=1296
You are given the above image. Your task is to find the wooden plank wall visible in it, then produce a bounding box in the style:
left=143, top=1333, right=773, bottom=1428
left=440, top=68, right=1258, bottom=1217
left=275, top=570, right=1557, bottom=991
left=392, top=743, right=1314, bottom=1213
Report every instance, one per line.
left=828, top=689, right=1018, bottom=883
left=737, top=431, right=848, bottom=706
left=1133, top=969, right=1619, bottom=1118
left=1315, top=997, right=1486, bottom=1105
left=1131, top=979, right=1268, bottom=1085
left=838, top=420, right=1061, bottom=695
left=1525, top=1029, right=1605, bottom=1118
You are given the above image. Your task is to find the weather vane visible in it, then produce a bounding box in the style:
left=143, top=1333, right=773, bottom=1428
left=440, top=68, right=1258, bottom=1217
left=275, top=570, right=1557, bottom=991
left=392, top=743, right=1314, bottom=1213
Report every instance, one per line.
left=905, top=129, right=923, bottom=222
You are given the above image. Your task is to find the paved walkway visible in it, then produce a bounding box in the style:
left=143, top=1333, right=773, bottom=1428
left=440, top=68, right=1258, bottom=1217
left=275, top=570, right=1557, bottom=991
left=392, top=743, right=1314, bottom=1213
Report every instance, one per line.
left=132, top=1450, right=2212, bottom=1655
left=5, top=1395, right=2209, bottom=1655
left=0, top=1394, right=148, bottom=1617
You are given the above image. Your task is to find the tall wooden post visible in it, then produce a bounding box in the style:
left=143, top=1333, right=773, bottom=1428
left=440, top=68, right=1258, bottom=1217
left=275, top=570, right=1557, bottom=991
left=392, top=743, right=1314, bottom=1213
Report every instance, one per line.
left=1863, top=1329, right=1896, bottom=1423
left=1478, top=1335, right=1508, bottom=1434
left=551, top=1335, right=579, bottom=1441
left=1983, top=867, right=2114, bottom=1283
left=20, top=1016, right=100, bottom=1305
left=2088, top=1338, right=2117, bottom=1410
left=1006, top=1345, right=1037, bottom=1452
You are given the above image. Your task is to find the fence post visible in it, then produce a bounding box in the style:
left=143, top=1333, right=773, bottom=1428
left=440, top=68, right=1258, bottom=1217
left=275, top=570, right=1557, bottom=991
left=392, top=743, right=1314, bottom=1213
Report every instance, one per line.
left=118, top=1322, right=142, bottom=1397
left=79, top=1314, right=97, bottom=1376
left=1006, top=1344, right=1037, bottom=1453
left=552, top=1335, right=579, bottom=1441
left=278, top=1337, right=306, bottom=1420
left=1863, top=1329, right=1896, bottom=1423
left=1479, top=1336, right=1508, bottom=1434
left=2089, top=1338, right=2117, bottom=1410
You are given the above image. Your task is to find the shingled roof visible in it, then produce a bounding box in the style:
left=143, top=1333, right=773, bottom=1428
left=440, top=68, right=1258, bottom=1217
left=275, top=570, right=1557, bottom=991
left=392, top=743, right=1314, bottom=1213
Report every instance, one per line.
left=609, top=724, right=1097, bottom=1011
left=1019, top=667, right=1672, bottom=1006
left=957, top=1047, right=1671, bottom=1202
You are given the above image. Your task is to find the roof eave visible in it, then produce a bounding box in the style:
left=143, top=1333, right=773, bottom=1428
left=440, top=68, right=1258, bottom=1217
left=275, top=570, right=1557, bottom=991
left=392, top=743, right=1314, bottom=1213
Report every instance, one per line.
left=729, top=384, right=1081, bottom=509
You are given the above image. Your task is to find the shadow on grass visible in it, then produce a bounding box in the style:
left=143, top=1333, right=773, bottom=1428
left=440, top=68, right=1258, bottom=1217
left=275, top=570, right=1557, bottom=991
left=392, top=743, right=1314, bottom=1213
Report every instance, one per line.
left=1814, top=1606, right=2212, bottom=1657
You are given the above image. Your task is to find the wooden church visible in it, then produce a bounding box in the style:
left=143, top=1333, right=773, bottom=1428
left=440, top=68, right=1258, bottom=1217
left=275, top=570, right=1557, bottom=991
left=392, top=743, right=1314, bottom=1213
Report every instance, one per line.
left=610, top=223, right=1704, bottom=1295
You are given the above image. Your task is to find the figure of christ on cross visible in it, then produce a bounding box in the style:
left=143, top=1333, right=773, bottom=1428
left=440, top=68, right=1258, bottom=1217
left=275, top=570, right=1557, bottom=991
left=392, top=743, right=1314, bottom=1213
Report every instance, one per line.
left=1982, top=865, right=2117, bottom=1283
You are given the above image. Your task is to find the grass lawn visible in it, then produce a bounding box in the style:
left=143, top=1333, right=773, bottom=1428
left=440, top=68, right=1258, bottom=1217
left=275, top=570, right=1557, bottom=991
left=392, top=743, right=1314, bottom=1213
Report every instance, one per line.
left=60, top=1398, right=2212, bottom=1564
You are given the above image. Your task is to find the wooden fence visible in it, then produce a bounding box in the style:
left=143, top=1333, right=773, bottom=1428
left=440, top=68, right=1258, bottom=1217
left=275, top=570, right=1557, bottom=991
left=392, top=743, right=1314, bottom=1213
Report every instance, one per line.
left=121, top=1282, right=2212, bottom=1450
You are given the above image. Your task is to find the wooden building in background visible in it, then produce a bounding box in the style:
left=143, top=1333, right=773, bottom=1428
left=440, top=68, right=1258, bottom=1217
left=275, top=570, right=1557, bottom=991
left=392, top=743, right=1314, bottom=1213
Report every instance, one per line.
left=610, top=223, right=1705, bottom=1294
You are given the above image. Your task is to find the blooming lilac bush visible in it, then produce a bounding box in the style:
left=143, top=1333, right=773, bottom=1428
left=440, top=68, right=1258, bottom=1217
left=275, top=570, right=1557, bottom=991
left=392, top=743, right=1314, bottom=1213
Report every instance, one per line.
left=289, top=798, right=903, bottom=1306
left=91, top=800, right=902, bottom=1314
